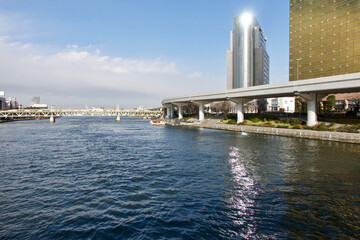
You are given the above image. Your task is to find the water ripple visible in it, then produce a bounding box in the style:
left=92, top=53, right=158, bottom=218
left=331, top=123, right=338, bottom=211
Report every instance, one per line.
left=0, top=117, right=359, bottom=239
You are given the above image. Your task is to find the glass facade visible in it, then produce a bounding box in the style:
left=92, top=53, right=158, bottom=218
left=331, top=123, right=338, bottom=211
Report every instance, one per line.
left=233, top=14, right=257, bottom=88
left=290, top=0, right=360, bottom=81
left=231, top=14, right=269, bottom=88
left=256, top=27, right=270, bottom=85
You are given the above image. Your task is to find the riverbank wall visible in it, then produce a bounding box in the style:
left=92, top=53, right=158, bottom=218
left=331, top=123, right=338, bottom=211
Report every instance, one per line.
left=168, top=119, right=360, bottom=144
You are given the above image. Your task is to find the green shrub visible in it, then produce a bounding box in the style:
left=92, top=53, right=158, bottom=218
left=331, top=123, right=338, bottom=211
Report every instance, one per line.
left=261, top=122, right=274, bottom=127
left=276, top=124, right=289, bottom=128
left=264, top=115, right=279, bottom=121
left=281, top=118, right=290, bottom=124
left=252, top=118, right=261, bottom=123
left=305, top=126, right=313, bottom=130
left=290, top=118, right=302, bottom=125
left=247, top=114, right=279, bottom=121
left=226, top=119, right=237, bottom=125
left=292, top=124, right=302, bottom=129
left=313, top=123, right=329, bottom=131
left=329, top=122, right=336, bottom=127
left=336, top=125, right=359, bottom=133
left=224, top=115, right=237, bottom=121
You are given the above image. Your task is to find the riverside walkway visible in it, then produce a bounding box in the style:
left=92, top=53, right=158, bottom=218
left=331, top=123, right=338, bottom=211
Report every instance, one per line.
left=167, top=119, right=360, bottom=144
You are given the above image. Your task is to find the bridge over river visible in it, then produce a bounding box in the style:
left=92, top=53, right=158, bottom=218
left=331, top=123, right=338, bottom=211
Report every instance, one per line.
left=0, top=109, right=162, bottom=123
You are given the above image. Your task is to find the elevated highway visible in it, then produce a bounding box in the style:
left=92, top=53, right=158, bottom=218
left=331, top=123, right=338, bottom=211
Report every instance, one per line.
left=162, top=73, right=360, bottom=126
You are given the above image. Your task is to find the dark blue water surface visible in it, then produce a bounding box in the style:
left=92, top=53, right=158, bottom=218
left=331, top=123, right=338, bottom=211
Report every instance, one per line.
left=0, top=117, right=359, bottom=239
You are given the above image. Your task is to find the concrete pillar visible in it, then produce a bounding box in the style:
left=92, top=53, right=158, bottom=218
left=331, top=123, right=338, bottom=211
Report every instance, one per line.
left=50, top=113, right=55, bottom=123
left=199, top=103, right=204, bottom=121
left=229, top=98, right=246, bottom=124
left=307, top=99, right=317, bottom=127
left=298, top=93, right=318, bottom=127
left=116, top=113, right=121, bottom=122
left=178, top=105, right=183, bottom=119
left=166, top=107, right=170, bottom=119
left=162, top=106, right=166, bottom=118
left=170, top=105, right=174, bottom=119
left=237, top=100, right=244, bottom=124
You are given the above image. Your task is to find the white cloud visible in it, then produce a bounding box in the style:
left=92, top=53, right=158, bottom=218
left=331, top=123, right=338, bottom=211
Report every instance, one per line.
left=0, top=37, right=210, bottom=108
left=0, top=11, right=225, bottom=108
left=188, top=71, right=202, bottom=78
left=0, top=12, right=35, bottom=41
left=56, top=51, right=89, bottom=62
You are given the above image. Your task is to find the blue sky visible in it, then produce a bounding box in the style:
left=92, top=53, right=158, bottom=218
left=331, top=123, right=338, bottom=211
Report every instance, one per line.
left=0, top=0, right=289, bottom=108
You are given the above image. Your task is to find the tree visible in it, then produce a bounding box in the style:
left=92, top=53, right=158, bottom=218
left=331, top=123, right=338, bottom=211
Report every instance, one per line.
left=295, top=97, right=306, bottom=113
left=210, top=101, right=232, bottom=114
left=182, top=103, right=198, bottom=115
left=346, top=95, right=360, bottom=114
left=221, top=101, right=232, bottom=114
left=256, top=98, right=267, bottom=113
left=325, top=95, right=336, bottom=112
left=317, top=101, right=323, bottom=113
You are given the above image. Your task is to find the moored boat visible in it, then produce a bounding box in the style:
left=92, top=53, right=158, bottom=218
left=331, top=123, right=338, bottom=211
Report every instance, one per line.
left=150, top=120, right=166, bottom=125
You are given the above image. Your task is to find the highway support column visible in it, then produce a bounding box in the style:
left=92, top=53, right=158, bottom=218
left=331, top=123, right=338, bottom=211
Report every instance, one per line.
left=170, top=105, right=174, bottom=119
left=297, top=93, right=321, bottom=127
left=192, top=101, right=206, bottom=121
left=237, top=100, right=244, bottom=124
left=178, top=105, right=183, bottom=119
left=199, top=103, right=204, bottom=121
left=50, top=113, right=55, bottom=123
left=174, top=103, right=188, bottom=120
left=229, top=98, right=245, bottom=124
left=166, top=107, right=170, bottom=119
left=307, top=99, right=317, bottom=127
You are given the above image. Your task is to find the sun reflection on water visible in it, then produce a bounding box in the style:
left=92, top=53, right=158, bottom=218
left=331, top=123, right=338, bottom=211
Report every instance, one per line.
left=227, top=146, right=258, bottom=238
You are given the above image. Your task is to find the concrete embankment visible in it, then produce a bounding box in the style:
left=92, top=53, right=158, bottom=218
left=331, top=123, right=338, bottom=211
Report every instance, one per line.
left=168, top=119, right=360, bottom=144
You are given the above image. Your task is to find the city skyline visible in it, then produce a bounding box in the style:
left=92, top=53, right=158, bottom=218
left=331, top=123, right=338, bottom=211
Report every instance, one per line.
left=0, top=0, right=290, bottom=108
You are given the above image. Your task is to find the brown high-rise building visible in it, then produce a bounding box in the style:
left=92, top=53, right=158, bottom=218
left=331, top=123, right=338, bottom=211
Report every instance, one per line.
left=289, top=0, right=360, bottom=81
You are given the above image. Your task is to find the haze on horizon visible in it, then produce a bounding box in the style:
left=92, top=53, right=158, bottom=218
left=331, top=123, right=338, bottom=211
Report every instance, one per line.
left=0, top=0, right=289, bottom=108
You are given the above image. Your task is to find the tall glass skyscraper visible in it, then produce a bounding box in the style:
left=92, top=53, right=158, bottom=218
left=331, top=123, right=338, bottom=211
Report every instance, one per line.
left=290, top=0, right=360, bottom=81
left=227, top=13, right=270, bottom=89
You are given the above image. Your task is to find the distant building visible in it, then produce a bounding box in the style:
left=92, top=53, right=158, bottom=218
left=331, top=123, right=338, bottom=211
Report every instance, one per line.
left=267, top=97, right=295, bottom=113
left=5, top=97, right=20, bottom=110
left=31, top=97, right=40, bottom=105
left=321, top=93, right=360, bottom=112
left=289, top=0, right=360, bottom=81
left=227, top=13, right=270, bottom=89
left=30, top=104, right=48, bottom=109
left=0, top=91, right=5, bottom=110
left=29, top=96, right=48, bottom=109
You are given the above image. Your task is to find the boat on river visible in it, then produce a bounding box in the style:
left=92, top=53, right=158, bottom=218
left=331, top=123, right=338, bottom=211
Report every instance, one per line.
left=150, top=120, right=167, bottom=125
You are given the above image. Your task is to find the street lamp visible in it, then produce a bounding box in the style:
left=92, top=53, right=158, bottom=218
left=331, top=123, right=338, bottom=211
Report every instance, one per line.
left=296, top=58, right=301, bottom=80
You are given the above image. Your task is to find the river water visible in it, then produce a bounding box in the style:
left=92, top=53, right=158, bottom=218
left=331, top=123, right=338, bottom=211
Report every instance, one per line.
left=0, top=117, right=359, bottom=239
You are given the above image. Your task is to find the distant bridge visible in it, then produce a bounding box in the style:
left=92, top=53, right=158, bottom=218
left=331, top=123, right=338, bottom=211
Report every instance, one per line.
left=0, top=109, right=162, bottom=122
